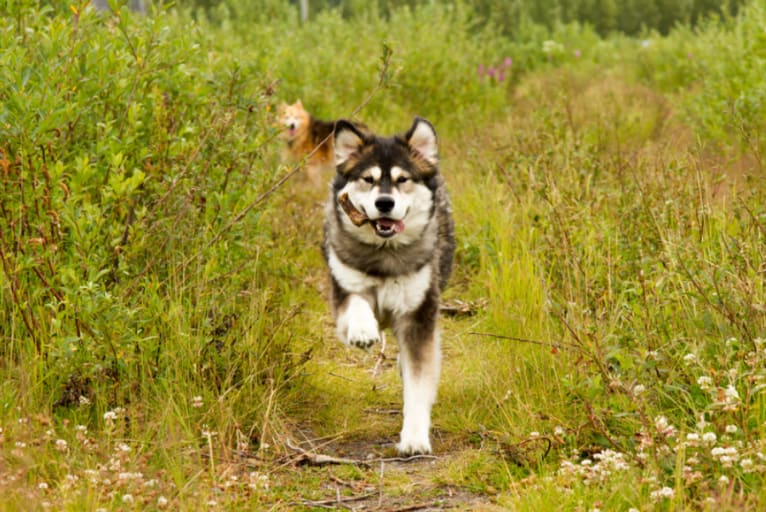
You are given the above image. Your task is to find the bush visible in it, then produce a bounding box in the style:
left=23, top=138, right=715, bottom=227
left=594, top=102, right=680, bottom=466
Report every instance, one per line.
left=0, top=2, right=296, bottom=432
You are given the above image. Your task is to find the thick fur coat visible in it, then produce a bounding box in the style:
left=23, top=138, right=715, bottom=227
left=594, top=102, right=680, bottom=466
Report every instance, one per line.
left=322, top=117, right=455, bottom=454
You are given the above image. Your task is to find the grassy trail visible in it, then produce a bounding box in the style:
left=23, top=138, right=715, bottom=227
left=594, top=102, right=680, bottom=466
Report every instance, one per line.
left=257, top=130, right=546, bottom=509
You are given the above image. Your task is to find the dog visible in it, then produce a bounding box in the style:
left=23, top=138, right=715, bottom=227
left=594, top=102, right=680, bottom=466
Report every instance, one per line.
left=277, top=99, right=337, bottom=185
left=322, top=117, right=455, bottom=454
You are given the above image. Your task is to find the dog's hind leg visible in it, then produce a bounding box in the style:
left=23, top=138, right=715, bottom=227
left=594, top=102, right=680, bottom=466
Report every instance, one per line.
left=394, top=307, right=441, bottom=455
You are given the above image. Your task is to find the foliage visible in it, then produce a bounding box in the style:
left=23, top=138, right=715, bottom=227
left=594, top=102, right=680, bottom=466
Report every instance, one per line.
left=181, top=0, right=745, bottom=37
left=0, top=0, right=765, bottom=510
left=0, top=1, right=298, bottom=434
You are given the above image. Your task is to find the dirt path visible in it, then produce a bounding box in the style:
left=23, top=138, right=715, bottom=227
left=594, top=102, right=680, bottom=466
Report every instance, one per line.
left=276, top=435, right=503, bottom=511
left=265, top=186, right=509, bottom=510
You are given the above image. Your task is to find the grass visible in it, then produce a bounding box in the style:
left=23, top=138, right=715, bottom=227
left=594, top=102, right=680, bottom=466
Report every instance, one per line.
left=1, top=1, right=766, bottom=510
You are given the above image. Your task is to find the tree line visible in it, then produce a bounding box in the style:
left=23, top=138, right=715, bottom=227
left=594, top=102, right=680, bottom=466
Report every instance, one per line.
left=178, top=0, right=744, bottom=36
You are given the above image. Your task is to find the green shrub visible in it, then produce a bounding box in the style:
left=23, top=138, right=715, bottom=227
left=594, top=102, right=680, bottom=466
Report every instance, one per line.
left=0, top=2, right=295, bottom=433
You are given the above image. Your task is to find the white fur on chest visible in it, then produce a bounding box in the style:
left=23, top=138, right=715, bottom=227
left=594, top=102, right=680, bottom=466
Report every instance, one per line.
left=328, top=248, right=432, bottom=316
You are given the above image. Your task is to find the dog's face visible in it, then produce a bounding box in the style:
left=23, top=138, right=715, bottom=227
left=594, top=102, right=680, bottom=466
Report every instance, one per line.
left=277, top=100, right=309, bottom=140
left=333, top=118, right=440, bottom=246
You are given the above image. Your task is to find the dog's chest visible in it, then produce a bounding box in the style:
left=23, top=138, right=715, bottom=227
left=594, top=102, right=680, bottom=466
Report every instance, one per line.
left=328, top=249, right=431, bottom=316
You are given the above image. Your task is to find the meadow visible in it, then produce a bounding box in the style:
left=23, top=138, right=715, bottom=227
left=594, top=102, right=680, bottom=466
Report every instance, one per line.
left=1, top=1, right=765, bottom=510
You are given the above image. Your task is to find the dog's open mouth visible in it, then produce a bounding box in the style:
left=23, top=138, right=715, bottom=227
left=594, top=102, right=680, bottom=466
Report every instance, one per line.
left=373, top=218, right=405, bottom=238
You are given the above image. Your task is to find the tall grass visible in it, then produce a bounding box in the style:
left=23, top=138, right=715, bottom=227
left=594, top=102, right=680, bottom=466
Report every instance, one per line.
left=452, top=65, right=766, bottom=508
left=0, top=1, right=765, bottom=510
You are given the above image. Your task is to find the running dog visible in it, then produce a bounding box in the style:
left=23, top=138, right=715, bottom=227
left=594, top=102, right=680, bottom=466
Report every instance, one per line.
left=322, top=117, right=455, bottom=454
left=277, top=99, right=336, bottom=185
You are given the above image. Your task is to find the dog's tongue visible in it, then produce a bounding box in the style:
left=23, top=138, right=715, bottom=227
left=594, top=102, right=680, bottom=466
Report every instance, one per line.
left=377, top=218, right=405, bottom=233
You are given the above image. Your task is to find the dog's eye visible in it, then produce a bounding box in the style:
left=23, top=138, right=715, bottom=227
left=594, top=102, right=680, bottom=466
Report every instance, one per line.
left=396, top=176, right=409, bottom=184
left=363, top=176, right=374, bottom=184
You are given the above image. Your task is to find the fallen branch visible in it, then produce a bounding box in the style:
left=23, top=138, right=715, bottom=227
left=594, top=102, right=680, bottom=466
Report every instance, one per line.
left=294, top=492, right=375, bottom=510
left=284, top=438, right=438, bottom=467
left=382, top=503, right=444, bottom=512
left=286, top=438, right=365, bottom=466
left=440, top=298, right=487, bottom=317
left=470, top=331, right=580, bottom=352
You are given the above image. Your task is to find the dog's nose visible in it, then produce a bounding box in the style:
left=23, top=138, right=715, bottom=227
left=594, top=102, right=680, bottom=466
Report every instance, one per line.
left=375, top=196, right=395, bottom=213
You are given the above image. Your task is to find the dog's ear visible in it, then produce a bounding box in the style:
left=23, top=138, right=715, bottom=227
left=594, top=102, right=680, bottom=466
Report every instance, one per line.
left=334, top=120, right=365, bottom=167
left=295, top=99, right=303, bottom=108
left=405, top=117, right=438, bottom=166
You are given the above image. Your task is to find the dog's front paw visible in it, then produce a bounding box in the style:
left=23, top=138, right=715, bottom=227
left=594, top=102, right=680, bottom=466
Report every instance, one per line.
left=344, top=317, right=380, bottom=349
left=337, top=296, right=380, bottom=349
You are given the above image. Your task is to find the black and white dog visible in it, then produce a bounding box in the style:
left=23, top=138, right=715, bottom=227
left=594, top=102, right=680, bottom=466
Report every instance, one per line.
left=322, top=117, right=455, bottom=454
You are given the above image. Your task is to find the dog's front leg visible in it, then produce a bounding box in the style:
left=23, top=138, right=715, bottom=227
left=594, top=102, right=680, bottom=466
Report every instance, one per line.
left=336, top=294, right=380, bottom=349
left=394, top=315, right=441, bottom=455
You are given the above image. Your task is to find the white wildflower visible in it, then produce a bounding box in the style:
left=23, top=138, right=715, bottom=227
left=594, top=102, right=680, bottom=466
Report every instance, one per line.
left=650, top=486, right=674, bottom=501
left=725, top=424, right=738, bottom=434
left=697, top=376, right=714, bottom=389
left=122, top=494, right=134, bottom=504
left=724, top=385, right=740, bottom=401
left=55, top=439, right=67, bottom=452
left=83, top=469, right=99, bottom=484
left=702, top=432, right=717, bottom=446
left=192, top=396, right=203, bottom=408
left=248, top=471, right=270, bottom=490
left=711, top=446, right=739, bottom=468
left=655, top=416, right=676, bottom=437
left=683, top=353, right=697, bottom=364
left=721, top=385, right=741, bottom=411
left=157, top=496, right=169, bottom=508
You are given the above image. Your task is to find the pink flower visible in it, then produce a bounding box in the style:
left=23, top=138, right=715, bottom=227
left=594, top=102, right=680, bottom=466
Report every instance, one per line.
left=477, top=64, right=485, bottom=76
left=497, top=69, right=505, bottom=82
left=487, top=67, right=496, bottom=77
left=503, top=57, right=512, bottom=68
left=574, top=49, right=581, bottom=58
